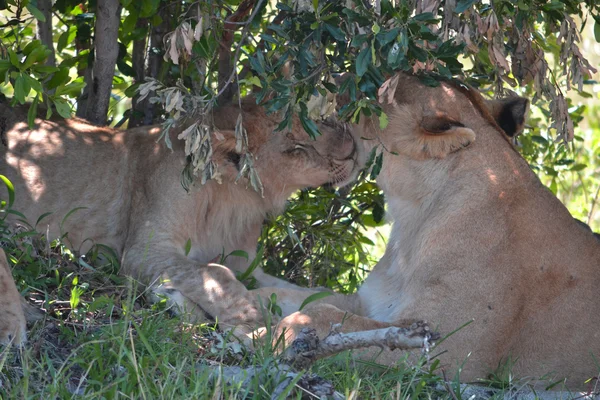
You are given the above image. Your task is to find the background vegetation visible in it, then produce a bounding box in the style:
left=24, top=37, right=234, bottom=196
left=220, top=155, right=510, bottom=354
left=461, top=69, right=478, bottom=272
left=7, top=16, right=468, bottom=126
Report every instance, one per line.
left=1, top=0, right=599, bottom=397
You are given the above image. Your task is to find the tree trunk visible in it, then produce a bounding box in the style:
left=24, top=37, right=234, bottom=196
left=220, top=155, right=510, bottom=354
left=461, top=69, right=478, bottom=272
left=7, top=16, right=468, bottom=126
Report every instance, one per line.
left=143, top=7, right=171, bottom=125
left=85, top=0, right=122, bottom=126
left=35, top=0, right=55, bottom=67
left=128, top=19, right=148, bottom=128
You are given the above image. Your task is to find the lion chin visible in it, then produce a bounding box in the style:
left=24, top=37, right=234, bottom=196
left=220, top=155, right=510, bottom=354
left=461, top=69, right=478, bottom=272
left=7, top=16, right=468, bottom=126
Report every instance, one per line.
left=0, top=97, right=364, bottom=340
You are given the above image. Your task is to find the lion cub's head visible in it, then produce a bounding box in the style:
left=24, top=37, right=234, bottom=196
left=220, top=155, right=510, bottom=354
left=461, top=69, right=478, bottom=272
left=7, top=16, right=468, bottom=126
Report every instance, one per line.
left=211, top=100, right=364, bottom=199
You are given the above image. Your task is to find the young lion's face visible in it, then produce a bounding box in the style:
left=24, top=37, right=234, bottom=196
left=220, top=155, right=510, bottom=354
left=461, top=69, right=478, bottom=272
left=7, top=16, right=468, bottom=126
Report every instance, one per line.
left=212, top=105, right=365, bottom=196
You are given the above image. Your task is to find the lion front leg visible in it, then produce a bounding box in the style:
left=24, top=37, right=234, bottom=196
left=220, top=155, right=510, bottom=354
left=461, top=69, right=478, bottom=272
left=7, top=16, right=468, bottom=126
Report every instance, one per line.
left=250, top=287, right=433, bottom=357
left=123, top=248, right=264, bottom=335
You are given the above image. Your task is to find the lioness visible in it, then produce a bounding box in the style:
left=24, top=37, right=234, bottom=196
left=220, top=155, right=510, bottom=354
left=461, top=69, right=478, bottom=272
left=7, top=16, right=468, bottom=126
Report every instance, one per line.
left=0, top=99, right=363, bottom=333
left=256, top=73, right=600, bottom=389
left=0, top=248, right=26, bottom=346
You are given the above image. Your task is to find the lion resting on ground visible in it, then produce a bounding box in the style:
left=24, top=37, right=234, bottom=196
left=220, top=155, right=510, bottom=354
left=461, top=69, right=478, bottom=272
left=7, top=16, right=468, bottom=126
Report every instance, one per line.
left=256, top=73, right=600, bottom=389
left=0, top=98, right=363, bottom=336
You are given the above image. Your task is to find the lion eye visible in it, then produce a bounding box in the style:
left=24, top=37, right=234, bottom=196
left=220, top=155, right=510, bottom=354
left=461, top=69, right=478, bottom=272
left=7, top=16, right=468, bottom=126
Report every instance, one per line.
left=285, top=144, right=308, bottom=156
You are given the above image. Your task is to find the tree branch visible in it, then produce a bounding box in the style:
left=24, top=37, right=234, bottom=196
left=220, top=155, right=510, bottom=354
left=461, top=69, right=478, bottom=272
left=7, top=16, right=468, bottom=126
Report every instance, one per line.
left=280, top=321, right=438, bottom=370
left=84, top=0, right=122, bottom=126
left=129, top=18, right=149, bottom=128
left=35, top=0, right=55, bottom=67
left=217, top=0, right=260, bottom=104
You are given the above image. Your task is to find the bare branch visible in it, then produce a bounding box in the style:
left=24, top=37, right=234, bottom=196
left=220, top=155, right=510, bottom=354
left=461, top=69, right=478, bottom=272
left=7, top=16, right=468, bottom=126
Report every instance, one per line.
left=84, top=0, right=122, bottom=126
left=280, top=321, right=438, bottom=370
left=217, top=0, right=262, bottom=104
left=129, top=18, right=149, bottom=128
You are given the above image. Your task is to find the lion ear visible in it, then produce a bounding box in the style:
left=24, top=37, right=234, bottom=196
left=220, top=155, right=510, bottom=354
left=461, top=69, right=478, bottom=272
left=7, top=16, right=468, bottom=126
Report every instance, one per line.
left=415, top=114, right=476, bottom=159
left=486, top=97, right=529, bottom=137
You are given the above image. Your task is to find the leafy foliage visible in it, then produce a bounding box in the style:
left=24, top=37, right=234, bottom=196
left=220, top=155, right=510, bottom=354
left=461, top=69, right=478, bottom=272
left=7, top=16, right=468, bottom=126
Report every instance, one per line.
left=1, top=0, right=600, bottom=396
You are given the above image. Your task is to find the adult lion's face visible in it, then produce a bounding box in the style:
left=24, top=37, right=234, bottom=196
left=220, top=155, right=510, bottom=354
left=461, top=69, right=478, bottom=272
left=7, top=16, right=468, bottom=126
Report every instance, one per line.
left=212, top=102, right=365, bottom=196
left=358, top=73, right=528, bottom=197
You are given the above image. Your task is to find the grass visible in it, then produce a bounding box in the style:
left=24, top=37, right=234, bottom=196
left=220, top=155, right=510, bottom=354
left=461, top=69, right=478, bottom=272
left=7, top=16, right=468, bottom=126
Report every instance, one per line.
left=0, top=223, right=457, bottom=399
left=1, top=213, right=597, bottom=399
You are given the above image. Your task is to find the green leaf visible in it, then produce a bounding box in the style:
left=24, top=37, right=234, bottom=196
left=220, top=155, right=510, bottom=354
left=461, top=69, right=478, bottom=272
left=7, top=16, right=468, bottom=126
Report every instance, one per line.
left=322, top=81, right=337, bottom=93
left=0, top=59, right=11, bottom=75
left=237, top=245, right=264, bottom=282
left=299, top=103, right=320, bottom=138
left=0, top=175, right=15, bottom=210
left=60, top=206, right=88, bottom=238
left=24, top=74, right=42, bottom=92
left=57, top=26, right=77, bottom=52
left=372, top=202, right=385, bottom=223
left=376, top=28, right=400, bottom=47
left=455, top=0, right=476, bottom=13
left=47, top=68, right=70, bottom=90
left=35, top=211, right=54, bottom=228
left=549, top=179, right=557, bottom=195
left=53, top=98, right=72, bottom=118
left=228, top=250, right=249, bottom=261
left=55, top=81, right=86, bottom=97
left=517, top=0, right=529, bottom=11
left=595, top=21, right=600, bottom=43
left=299, top=291, right=333, bottom=311
left=324, top=23, right=345, bottom=41
left=355, top=46, right=371, bottom=77
left=370, top=152, right=383, bottom=180
left=139, top=0, right=160, bottom=18
left=122, top=12, right=138, bottom=35
left=184, top=238, right=192, bottom=256
left=26, top=3, right=47, bottom=22
left=13, top=74, right=29, bottom=103
left=249, top=52, right=265, bottom=75
left=28, top=96, right=39, bottom=128
left=412, top=12, right=437, bottom=23
left=570, top=163, right=587, bottom=172
left=124, top=82, right=140, bottom=97
left=379, top=111, right=388, bottom=130
left=7, top=49, right=20, bottom=69
left=31, top=65, right=59, bottom=74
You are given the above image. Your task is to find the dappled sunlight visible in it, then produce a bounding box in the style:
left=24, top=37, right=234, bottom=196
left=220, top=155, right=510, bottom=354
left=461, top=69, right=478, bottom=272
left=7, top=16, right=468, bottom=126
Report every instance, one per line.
left=486, top=168, right=498, bottom=185
left=5, top=154, right=45, bottom=201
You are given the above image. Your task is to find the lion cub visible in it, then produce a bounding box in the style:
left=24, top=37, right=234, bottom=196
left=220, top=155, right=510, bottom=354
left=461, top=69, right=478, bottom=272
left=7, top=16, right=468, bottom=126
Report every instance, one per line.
left=0, top=99, right=363, bottom=335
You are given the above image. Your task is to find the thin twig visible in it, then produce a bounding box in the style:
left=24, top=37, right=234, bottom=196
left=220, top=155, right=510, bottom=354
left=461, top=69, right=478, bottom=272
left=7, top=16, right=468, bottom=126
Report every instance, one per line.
left=210, top=0, right=265, bottom=105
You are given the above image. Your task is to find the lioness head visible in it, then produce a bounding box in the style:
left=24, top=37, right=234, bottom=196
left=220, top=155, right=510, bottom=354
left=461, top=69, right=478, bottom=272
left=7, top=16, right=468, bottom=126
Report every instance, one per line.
left=211, top=100, right=364, bottom=198
left=359, top=73, right=528, bottom=196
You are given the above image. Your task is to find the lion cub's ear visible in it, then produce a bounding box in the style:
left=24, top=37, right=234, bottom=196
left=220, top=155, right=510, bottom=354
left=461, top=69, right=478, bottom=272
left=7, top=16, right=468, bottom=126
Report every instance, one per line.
left=415, top=113, right=476, bottom=159
left=485, top=97, right=529, bottom=137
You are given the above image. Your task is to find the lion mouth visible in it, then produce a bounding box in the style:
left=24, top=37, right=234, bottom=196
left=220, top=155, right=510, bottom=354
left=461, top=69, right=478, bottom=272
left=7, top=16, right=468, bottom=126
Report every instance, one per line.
left=327, top=144, right=362, bottom=187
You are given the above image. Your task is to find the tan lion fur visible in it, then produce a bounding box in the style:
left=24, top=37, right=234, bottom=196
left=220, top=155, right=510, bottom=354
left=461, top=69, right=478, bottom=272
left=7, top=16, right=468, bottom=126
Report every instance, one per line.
left=254, top=74, right=600, bottom=390
left=0, top=248, right=26, bottom=346
left=0, top=99, right=363, bottom=334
